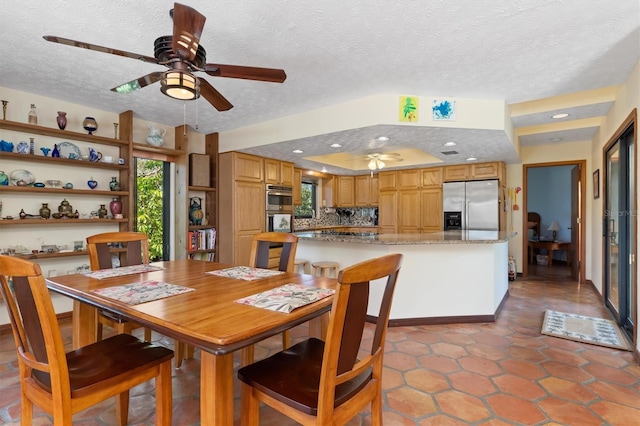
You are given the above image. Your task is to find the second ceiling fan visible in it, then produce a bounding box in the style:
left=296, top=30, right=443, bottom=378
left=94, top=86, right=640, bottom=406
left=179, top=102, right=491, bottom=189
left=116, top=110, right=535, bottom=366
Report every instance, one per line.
left=43, top=2, right=286, bottom=111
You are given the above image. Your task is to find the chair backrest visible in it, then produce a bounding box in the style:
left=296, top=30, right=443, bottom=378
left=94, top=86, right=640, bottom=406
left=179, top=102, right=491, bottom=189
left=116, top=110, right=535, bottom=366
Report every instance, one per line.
left=528, top=212, right=541, bottom=238
left=317, top=253, right=403, bottom=418
left=86, top=232, right=150, bottom=270
left=0, top=255, right=70, bottom=394
left=248, top=232, right=298, bottom=272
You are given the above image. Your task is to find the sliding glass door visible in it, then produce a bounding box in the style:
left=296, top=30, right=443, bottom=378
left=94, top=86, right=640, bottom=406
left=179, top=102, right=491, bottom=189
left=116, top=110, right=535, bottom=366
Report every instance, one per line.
left=604, top=121, right=635, bottom=339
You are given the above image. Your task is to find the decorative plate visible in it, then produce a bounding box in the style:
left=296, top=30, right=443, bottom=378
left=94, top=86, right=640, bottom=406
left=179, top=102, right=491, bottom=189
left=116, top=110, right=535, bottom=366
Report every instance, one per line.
left=10, top=169, right=35, bottom=186
left=16, top=141, right=29, bottom=154
left=57, top=141, right=81, bottom=159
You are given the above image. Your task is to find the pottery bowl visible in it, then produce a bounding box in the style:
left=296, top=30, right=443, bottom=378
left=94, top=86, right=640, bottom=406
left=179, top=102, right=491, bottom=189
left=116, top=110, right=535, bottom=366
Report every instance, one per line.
left=46, top=179, right=61, bottom=188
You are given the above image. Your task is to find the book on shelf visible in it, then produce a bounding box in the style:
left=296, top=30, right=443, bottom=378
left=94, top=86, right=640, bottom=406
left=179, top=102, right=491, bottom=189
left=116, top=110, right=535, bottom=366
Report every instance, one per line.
left=188, top=252, right=215, bottom=261
left=188, top=228, right=216, bottom=251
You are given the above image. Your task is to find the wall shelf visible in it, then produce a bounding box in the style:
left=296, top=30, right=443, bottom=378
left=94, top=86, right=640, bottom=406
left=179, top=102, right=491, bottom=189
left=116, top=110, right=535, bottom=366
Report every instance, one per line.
left=15, top=250, right=88, bottom=260
left=0, top=119, right=128, bottom=147
left=132, top=143, right=185, bottom=157
left=188, top=185, right=217, bottom=192
left=0, top=151, right=128, bottom=169
left=0, top=186, right=128, bottom=197
left=0, top=218, right=128, bottom=226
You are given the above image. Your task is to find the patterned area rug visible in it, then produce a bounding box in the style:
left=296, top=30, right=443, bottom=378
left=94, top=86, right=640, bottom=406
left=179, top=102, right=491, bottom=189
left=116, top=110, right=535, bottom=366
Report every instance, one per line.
left=541, top=310, right=632, bottom=351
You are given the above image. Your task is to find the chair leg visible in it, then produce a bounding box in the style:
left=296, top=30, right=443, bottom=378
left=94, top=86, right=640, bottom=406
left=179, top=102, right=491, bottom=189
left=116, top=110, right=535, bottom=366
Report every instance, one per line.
left=115, top=389, right=130, bottom=426
left=96, top=322, right=104, bottom=341
left=370, top=385, right=383, bottom=426
left=144, top=327, right=152, bottom=342
left=155, top=361, right=173, bottom=426
left=241, top=345, right=255, bottom=366
left=21, top=394, right=33, bottom=426
left=281, top=330, right=291, bottom=349
left=241, top=383, right=260, bottom=426
left=174, top=340, right=184, bottom=368
left=185, top=344, right=195, bottom=359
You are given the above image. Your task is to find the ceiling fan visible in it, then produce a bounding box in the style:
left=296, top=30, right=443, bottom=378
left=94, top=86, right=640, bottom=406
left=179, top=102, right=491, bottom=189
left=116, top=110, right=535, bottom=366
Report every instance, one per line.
left=43, top=3, right=286, bottom=111
left=363, top=153, right=403, bottom=170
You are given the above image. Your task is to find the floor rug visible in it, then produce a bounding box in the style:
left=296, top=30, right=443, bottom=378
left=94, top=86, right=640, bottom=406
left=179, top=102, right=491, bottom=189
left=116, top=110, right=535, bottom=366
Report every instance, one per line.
left=541, top=310, right=631, bottom=351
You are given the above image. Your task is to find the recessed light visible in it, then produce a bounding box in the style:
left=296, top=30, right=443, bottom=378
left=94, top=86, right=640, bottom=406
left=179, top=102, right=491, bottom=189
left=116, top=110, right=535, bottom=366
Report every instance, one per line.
left=444, top=141, right=456, bottom=147
left=550, top=137, right=562, bottom=142
left=321, top=167, right=328, bottom=173
left=466, top=157, right=477, bottom=161
left=551, top=113, right=570, bottom=119
left=292, top=149, right=303, bottom=154
left=330, top=143, right=342, bottom=148
left=375, top=136, right=389, bottom=142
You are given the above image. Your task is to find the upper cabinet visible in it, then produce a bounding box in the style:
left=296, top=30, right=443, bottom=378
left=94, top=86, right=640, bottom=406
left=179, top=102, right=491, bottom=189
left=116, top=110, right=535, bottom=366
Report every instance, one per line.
left=443, top=162, right=505, bottom=182
left=265, top=158, right=294, bottom=186
left=234, top=153, right=264, bottom=182
left=355, top=174, right=378, bottom=206
left=443, top=165, right=470, bottom=181
left=378, top=171, right=398, bottom=191
left=398, top=170, right=421, bottom=190
left=336, top=176, right=355, bottom=207
left=293, top=168, right=302, bottom=205
left=421, top=167, right=443, bottom=187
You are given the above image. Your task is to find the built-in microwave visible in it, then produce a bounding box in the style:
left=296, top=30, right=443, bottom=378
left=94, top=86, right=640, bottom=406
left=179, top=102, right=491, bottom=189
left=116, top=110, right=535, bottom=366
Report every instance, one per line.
left=266, top=184, right=293, bottom=211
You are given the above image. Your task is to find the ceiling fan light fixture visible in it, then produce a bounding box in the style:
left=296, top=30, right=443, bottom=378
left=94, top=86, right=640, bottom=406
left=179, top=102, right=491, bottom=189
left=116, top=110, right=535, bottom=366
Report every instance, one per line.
left=368, top=158, right=385, bottom=170
left=160, top=70, right=200, bottom=100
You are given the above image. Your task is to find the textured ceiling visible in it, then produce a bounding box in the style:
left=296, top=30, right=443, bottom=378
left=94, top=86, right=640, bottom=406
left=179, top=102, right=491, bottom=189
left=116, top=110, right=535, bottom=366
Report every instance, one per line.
left=1, top=1, right=639, bottom=174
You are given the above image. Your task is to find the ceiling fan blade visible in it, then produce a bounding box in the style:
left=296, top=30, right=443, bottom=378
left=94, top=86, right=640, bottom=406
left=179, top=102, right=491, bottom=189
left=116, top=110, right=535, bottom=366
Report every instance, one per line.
left=204, top=64, right=287, bottom=83
left=199, top=79, right=233, bottom=111
left=111, top=72, right=164, bottom=93
left=43, top=35, right=159, bottom=64
left=171, top=3, right=206, bottom=61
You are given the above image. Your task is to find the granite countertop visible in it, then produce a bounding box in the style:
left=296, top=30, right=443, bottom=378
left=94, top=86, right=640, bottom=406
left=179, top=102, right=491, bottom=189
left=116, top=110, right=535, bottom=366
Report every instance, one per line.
left=295, top=230, right=517, bottom=245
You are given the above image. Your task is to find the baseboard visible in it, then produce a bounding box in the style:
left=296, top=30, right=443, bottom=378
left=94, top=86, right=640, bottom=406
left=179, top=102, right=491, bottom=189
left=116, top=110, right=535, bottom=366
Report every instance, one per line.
left=369, top=291, right=510, bottom=327
left=0, top=311, right=72, bottom=336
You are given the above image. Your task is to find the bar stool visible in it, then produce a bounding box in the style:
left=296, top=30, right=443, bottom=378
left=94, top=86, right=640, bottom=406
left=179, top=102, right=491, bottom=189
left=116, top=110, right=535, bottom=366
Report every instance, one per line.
left=294, top=259, right=311, bottom=274
left=312, top=261, right=339, bottom=278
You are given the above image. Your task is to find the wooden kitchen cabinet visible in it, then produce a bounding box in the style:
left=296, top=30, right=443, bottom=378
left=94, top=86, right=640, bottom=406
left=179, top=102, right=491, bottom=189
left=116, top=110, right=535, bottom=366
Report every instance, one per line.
left=377, top=171, right=397, bottom=191
left=219, top=152, right=265, bottom=266
left=293, top=168, right=302, bottom=205
left=398, top=169, right=421, bottom=190
left=321, top=175, right=336, bottom=207
left=443, top=164, right=469, bottom=181
left=470, top=162, right=501, bottom=180
left=398, top=190, right=421, bottom=233
left=336, top=175, right=355, bottom=206
left=421, top=187, right=443, bottom=232
left=355, top=174, right=378, bottom=206
left=422, top=167, right=443, bottom=187
left=233, top=152, right=264, bottom=182
left=265, top=158, right=294, bottom=186
left=377, top=191, right=397, bottom=234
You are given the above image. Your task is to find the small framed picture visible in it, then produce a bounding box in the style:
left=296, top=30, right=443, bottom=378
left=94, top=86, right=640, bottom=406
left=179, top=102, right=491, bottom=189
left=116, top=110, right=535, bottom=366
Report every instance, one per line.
left=593, top=169, right=600, bottom=199
left=432, top=99, right=456, bottom=120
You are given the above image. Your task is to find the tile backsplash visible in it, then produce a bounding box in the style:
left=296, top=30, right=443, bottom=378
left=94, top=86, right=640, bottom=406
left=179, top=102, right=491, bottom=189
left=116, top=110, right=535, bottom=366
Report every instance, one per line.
left=294, top=207, right=378, bottom=229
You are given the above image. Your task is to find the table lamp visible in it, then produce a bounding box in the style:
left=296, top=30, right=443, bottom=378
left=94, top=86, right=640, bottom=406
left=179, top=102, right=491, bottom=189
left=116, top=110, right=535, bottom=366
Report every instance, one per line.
left=548, top=221, right=560, bottom=241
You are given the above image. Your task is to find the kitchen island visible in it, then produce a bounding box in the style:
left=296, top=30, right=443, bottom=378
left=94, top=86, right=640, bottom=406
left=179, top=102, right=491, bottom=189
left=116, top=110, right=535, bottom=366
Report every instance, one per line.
left=295, top=230, right=516, bottom=325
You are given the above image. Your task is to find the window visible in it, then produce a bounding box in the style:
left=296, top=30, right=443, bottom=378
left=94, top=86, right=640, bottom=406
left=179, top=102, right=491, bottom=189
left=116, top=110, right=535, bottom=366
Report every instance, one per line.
left=295, top=179, right=317, bottom=218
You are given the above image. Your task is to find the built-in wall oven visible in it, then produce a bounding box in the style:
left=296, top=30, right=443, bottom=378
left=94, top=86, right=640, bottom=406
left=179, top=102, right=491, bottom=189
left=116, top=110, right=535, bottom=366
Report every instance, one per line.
left=266, top=184, right=294, bottom=233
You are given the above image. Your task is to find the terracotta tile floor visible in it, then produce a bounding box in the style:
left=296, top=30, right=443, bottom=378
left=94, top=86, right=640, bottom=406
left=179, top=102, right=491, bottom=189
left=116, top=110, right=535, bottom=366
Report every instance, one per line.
left=1, top=265, right=640, bottom=425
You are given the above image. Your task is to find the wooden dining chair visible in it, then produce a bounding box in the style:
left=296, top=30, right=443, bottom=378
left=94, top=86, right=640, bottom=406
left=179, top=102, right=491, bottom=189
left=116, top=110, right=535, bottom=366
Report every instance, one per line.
left=0, top=255, right=174, bottom=426
left=243, top=232, right=299, bottom=364
left=238, top=253, right=403, bottom=426
left=87, top=231, right=185, bottom=368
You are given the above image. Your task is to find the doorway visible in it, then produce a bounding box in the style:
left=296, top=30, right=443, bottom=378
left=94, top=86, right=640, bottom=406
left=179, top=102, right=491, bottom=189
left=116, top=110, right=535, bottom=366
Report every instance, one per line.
left=603, top=110, right=636, bottom=341
left=134, top=158, right=171, bottom=261
left=523, top=160, right=586, bottom=282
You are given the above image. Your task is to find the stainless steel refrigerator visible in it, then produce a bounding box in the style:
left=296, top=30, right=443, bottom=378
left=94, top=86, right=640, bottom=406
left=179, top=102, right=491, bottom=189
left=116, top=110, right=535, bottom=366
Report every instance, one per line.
left=442, top=180, right=500, bottom=231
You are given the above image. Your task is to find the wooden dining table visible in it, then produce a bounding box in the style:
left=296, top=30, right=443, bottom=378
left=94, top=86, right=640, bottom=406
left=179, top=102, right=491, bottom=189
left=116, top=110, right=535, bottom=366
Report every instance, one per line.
left=45, top=259, right=336, bottom=425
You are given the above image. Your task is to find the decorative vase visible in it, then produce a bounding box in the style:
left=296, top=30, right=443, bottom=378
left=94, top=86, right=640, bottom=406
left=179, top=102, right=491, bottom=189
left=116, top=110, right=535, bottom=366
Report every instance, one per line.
left=56, top=111, right=67, bottom=130
left=83, top=116, right=98, bottom=135
left=29, top=137, right=34, bottom=155
left=0, top=170, right=8, bottom=186
left=146, top=125, right=166, bottom=147
left=109, top=176, right=121, bottom=191
left=1, top=100, right=7, bottom=120
left=28, top=104, right=37, bottom=125
left=87, top=177, right=98, bottom=189
left=39, top=203, right=51, bottom=219
left=110, top=197, right=122, bottom=216
left=52, top=144, right=60, bottom=157
left=40, top=147, right=51, bottom=156
left=19, top=209, right=27, bottom=219
left=98, top=204, right=108, bottom=218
